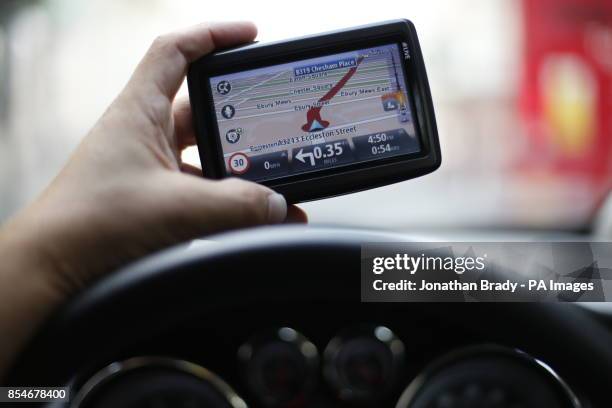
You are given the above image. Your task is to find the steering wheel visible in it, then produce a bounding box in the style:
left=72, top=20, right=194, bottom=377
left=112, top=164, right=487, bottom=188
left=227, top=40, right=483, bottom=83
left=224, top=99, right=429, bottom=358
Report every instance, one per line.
left=7, top=226, right=612, bottom=407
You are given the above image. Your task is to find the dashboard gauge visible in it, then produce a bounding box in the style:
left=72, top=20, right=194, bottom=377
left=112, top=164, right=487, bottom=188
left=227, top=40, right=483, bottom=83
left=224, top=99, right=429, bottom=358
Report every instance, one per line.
left=395, top=345, right=581, bottom=408
left=238, top=327, right=319, bottom=407
left=71, top=357, right=246, bottom=408
left=323, top=325, right=405, bottom=404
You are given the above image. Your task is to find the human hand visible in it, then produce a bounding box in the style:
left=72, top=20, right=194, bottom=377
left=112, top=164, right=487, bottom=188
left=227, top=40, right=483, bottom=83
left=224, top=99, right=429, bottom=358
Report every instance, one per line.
left=0, top=22, right=309, bottom=377
left=1, top=21, right=306, bottom=296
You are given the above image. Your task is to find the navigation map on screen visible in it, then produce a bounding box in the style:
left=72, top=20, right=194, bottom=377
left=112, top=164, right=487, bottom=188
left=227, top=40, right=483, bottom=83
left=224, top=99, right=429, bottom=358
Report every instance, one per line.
left=209, top=43, right=421, bottom=181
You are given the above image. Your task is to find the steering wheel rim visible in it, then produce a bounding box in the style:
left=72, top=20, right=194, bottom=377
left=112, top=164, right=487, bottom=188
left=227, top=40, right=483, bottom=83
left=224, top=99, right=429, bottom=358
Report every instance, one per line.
left=7, top=225, right=612, bottom=406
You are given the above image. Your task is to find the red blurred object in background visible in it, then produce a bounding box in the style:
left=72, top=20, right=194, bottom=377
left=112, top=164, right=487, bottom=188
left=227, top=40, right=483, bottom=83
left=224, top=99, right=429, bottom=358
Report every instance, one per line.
left=519, top=0, right=612, bottom=188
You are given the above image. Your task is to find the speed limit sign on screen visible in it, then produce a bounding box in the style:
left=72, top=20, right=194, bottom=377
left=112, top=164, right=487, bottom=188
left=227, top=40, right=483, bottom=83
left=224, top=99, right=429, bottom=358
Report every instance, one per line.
left=228, top=152, right=250, bottom=175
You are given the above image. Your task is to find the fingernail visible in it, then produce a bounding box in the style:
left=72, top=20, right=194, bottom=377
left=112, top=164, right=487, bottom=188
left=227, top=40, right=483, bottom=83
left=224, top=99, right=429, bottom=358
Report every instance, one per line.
left=267, top=193, right=287, bottom=224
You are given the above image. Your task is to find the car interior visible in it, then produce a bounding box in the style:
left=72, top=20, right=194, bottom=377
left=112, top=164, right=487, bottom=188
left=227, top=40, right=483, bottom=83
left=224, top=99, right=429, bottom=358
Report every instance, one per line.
left=5, top=217, right=612, bottom=407
left=1, top=1, right=611, bottom=408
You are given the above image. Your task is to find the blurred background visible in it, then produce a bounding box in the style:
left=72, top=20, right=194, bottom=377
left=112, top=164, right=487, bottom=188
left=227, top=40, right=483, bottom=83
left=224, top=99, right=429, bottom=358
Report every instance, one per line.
left=0, top=0, right=610, bottom=233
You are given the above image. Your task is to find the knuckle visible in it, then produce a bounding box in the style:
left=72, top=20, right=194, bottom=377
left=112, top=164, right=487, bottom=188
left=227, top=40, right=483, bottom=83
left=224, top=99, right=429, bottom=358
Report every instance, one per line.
left=150, top=33, right=177, bottom=56
left=220, top=178, right=269, bottom=221
left=151, top=34, right=170, bottom=49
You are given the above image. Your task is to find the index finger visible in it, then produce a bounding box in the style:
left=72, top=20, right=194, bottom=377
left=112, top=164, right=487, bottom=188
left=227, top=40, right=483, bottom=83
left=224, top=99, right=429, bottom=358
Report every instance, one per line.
left=127, top=22, right=257, bottom=101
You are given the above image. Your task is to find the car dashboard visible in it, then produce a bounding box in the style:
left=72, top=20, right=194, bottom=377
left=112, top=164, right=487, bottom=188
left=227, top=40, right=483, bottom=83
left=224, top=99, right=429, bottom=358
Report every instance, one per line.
left=7, top=226, right=610, bottom=408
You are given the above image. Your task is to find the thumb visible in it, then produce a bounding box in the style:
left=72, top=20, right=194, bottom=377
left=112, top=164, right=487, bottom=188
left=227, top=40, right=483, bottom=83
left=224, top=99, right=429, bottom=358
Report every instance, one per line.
left=180, top=177, right=288, bottom=234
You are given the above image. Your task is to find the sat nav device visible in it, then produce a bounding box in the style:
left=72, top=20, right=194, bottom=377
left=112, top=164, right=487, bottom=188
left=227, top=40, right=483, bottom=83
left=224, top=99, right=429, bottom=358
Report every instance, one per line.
left=188, top=19, right=440, bottom=202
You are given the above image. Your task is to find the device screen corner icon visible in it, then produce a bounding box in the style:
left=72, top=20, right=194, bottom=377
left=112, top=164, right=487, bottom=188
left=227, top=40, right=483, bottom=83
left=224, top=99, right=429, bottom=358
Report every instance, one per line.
left=216, top=80, right=231, bottom=95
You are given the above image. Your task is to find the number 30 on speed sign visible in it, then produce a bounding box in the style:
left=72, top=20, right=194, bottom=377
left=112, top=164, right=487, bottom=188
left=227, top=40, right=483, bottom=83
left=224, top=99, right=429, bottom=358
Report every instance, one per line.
left=228, top=152, right=250, bottom=175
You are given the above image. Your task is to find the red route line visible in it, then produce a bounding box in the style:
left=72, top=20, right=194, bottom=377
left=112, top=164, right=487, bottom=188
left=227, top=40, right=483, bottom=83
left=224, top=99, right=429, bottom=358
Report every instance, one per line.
left=301, top=56, right=365, bottom=132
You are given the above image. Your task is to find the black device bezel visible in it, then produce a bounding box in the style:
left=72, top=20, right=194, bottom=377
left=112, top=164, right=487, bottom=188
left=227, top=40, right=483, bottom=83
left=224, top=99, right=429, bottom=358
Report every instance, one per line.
left=188, top=19, right=440, bottom=203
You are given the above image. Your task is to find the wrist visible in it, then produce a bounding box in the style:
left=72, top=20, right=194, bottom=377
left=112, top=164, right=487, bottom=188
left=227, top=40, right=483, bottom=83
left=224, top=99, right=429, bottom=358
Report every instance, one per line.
left=0, top=213, right=69, bottom=379
left=0, top=212, right=68, bottom=305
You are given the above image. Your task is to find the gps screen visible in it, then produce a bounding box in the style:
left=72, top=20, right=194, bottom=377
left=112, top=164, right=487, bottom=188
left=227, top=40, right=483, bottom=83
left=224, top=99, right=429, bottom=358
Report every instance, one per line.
left=209, top=43, right=421, bottom=181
